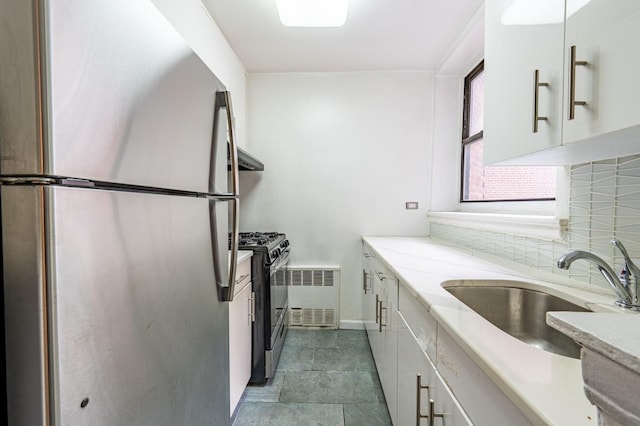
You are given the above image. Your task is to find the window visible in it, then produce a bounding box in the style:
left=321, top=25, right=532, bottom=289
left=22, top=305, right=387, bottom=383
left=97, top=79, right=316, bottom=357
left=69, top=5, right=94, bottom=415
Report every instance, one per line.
left=461, top=62, right=557, bottom=202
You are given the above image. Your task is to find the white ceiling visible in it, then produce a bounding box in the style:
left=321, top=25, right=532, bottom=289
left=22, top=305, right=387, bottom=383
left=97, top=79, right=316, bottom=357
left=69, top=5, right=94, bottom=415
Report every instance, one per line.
left=201, top=0, right=485, bottom=73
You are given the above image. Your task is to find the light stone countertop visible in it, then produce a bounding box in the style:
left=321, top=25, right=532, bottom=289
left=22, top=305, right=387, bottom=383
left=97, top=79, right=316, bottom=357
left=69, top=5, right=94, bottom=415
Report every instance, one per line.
left=237, top=250, right=253, bottom=264
left=547, top=312, right=640, bottom=374
left=362, top=236, right=629, bottom=426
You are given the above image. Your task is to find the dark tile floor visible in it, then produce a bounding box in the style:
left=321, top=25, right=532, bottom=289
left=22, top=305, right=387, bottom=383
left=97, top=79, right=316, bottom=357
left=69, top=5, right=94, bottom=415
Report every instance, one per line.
left=233, top=329, right=392, bottom=426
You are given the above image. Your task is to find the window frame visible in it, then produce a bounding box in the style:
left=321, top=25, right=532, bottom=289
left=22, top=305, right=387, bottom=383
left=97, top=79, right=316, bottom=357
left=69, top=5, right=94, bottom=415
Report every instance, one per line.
left=460, top=61, right=485, bottom=202
left=459, top=61, right=556, bottom=203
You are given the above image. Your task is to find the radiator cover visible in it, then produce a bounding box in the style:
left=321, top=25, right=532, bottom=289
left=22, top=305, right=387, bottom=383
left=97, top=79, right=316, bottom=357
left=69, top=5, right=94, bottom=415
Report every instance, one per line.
left=285, top=266, right=340, bottom=328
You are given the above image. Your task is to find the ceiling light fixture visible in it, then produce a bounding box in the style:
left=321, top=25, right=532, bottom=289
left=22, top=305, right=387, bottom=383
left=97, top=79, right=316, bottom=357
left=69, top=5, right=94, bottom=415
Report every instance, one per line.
left=276, top=0, right=349, bottom=27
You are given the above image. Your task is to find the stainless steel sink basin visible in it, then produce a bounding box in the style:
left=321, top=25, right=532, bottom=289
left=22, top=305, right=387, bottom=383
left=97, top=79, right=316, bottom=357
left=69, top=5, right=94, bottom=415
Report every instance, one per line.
left=443, top=283, right=589, bottom=359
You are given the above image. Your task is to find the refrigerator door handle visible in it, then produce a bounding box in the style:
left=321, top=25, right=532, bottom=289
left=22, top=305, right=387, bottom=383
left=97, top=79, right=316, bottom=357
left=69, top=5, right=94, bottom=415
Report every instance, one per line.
left=213, top=91, right=240, bottom=302
left=212, top=197, right=239, bottom=302
left=226, top=197, right=240, bottom=301
left=217, top=90, right=240, bottom=198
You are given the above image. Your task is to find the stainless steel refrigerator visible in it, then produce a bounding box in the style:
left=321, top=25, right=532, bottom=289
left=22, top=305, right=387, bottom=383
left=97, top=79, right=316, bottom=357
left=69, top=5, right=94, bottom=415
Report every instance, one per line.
left=0, top=0, right=240, bottom=424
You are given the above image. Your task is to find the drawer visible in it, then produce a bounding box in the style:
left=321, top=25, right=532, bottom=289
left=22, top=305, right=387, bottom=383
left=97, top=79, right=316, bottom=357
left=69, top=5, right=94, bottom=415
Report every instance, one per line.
left=437, top=328, right=530, bottom=425
left=398, top=282, right=437, bottom=362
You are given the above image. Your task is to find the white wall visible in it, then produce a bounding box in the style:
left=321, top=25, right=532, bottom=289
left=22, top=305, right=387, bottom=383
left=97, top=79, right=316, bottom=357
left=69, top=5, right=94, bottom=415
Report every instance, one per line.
left=431, top=76, right=464, bottom=211
left=240, top=72, right=434, bottom=325
left=150, top=0, right=248, bottom=146
left=430, top=6, right=484, bottom=212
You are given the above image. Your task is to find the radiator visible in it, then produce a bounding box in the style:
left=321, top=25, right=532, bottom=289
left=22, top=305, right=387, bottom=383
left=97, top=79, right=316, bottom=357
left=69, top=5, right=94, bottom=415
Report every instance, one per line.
left=285, top=266, right=340, bottom=328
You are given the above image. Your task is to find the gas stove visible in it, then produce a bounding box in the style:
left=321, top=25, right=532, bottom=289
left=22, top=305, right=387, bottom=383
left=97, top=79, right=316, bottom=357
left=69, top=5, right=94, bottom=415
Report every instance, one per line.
left=238, top=232, right=290, bottom=267
left=233, top=231, right=291, bottom=383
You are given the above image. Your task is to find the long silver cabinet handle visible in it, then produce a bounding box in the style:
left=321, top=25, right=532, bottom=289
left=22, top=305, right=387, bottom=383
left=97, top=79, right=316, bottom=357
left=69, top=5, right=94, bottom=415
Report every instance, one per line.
left=363, top=270, right=369, bottom=294
left=375, top=294, right=380, bottom=324
left=533, top=69, right=549, bottom=133
left=428, top=400, right=444, bottom=426
left=569, top=45, right=588, bottom=120
left=249, top=291, right=256, bottom=322
left=378, top=301, right=386, bottom=333
left=416, top=374, right=430, bottom=425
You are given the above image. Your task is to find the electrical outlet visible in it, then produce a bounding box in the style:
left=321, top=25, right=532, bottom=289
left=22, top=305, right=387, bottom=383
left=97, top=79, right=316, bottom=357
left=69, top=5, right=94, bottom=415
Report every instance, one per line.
left=405, top=201, right=419, bottom=210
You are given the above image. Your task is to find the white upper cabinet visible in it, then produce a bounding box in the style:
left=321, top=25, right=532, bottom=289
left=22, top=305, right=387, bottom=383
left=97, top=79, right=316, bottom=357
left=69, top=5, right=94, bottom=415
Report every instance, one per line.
left=484, top=0, right=640, bottom=165
left=563, top=0, right=640, bottom=143
left=484, top=0, right=565, bottom=164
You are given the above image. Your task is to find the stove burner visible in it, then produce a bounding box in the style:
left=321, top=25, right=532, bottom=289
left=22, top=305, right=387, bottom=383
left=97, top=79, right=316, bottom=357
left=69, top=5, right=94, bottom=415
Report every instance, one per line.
left=238, top=232, right=282, bottom=247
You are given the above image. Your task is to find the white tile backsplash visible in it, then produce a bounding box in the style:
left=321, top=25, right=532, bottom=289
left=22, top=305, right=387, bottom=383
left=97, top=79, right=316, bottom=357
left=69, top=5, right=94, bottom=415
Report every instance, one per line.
left=430, top=153, right=640, bottom=296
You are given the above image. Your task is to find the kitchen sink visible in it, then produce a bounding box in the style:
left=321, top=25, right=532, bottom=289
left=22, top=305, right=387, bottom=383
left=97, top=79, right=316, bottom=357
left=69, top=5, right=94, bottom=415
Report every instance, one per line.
left=443, top=281, right=589, bottom=359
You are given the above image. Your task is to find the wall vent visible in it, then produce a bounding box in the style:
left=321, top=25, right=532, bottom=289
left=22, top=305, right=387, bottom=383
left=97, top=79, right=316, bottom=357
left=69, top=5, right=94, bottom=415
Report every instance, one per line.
left=286, top=267, right=339, bottom=328
left=289, top=308, right=336, bottom=327
left=290, top=269, right=336, bottom=287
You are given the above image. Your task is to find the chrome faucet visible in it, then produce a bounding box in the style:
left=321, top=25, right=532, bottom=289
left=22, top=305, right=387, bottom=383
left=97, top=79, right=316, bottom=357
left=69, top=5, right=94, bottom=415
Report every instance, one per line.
left=557, top=239, right=640, bottom=310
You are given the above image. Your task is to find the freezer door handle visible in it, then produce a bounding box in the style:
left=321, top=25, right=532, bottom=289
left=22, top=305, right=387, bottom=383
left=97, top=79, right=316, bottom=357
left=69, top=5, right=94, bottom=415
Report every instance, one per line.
left=214, top=90, right=240, bottom=198
left=225, top=91, right=240, bottom=198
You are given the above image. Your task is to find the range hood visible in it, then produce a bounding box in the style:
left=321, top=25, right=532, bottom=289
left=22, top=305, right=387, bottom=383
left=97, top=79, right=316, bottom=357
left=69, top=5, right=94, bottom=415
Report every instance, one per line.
left=228, top=145, right=264, bottom=171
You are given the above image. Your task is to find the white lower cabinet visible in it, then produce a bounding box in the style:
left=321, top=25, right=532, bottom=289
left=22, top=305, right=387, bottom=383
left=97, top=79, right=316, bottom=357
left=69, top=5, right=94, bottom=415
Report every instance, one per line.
left=229, top=255, right=253, bottom=416
left=368, top=257, right=399, bottom=425
left=361, top=247, right=469, bottom=425
left=363, top=265, right=531, bottom=424
left=397, top=312, right=471, bottom=426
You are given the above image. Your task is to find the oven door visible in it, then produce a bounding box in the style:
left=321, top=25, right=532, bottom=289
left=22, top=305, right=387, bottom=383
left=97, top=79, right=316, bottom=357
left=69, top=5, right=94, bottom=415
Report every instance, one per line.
left=269, top=255, right=289, bottom=349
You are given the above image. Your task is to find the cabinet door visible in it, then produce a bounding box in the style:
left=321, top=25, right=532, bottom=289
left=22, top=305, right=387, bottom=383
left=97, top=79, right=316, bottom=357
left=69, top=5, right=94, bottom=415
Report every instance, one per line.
left=432, top=370, right=473, bottom=426
left=563, top=0, right=640, bottom=144
left=397, top=313, right=437, bottom=425
left=369, top=261, right=385, bottom=361
left=229, top=281, right=252, bottom=415
left=370, top=260, right=398, bottom=425
left=398, top=313, right=472, bottom=425
left=484, top=0, right=565, bottom=164
left=362, top=249, right=376, bottom=341
left=382, top=279, right=398, bottom=425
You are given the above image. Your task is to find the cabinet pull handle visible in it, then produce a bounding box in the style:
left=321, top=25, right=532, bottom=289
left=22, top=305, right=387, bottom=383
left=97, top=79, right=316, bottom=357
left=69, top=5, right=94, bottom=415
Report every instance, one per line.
left=416, top=374, right=430, bottom=425
left=375, top=271, right=388, bottom=281
left=378, top=301, right=386, bottom=332
left=375, top=294, right=380, bottom=324
left=533, top=69, right=549, bottom=133
left=428, top=399, right=444, bottom=426
left=569, top=45, right=588, bottom=120
left=249, top=291, right=255, bottom=322
left=363, top=270, right=370, bottom=294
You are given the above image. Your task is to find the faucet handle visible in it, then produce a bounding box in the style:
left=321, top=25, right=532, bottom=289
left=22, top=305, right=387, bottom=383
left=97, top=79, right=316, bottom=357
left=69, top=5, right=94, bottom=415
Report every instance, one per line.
left=612, top=239, right=640, bottom=303
left=612, top=239, right=631, bottom=260
left=612, top=240, right=638, bottom=272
